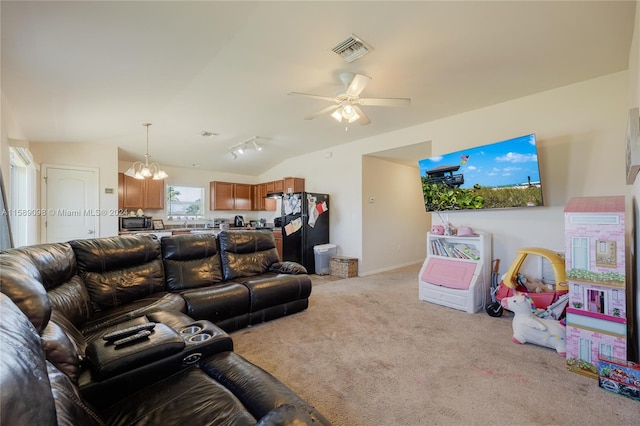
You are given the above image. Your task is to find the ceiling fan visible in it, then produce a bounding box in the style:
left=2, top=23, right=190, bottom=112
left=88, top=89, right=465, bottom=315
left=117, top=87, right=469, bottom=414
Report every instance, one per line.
left=288, top=73, right=411, bottom=128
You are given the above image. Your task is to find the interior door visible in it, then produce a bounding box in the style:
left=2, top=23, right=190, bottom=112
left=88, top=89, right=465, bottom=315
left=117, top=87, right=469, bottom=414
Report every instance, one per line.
left=43, top=165, right=98, bottom=242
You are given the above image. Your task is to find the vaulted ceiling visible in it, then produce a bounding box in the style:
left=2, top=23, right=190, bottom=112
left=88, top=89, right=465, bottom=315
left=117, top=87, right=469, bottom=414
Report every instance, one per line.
left=2, top=1, right=635, bottom=175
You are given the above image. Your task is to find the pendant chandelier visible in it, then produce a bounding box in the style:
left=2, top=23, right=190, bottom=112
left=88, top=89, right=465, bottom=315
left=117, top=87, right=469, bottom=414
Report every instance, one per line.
left=124, top=123, right=168, bottom=180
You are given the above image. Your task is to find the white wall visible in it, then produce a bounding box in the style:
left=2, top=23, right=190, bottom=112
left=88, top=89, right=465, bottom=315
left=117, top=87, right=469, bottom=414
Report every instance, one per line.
left=30, top=142, right=119, bottom=239
left=0, top=92, right=26, bottom=203
left=362, top=156, right=430, bottom=274
left=264, top=71, right=631, bottom=276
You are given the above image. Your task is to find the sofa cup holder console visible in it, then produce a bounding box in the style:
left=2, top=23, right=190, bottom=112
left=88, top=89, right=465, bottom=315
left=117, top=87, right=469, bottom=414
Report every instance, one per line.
left=82, top=317, right=233, bottom=389
left=179, top=322, right=216, bottom=344
left=180, top=324, right=202, bottom=334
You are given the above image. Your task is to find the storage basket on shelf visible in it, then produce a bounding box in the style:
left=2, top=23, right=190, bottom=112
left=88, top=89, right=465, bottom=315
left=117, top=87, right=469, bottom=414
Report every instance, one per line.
left=330, top=256, right=358, bottom=278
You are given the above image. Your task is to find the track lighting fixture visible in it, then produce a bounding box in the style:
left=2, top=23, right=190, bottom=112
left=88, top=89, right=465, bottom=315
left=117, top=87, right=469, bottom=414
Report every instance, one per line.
left=228, top=136, right=263, bottom=159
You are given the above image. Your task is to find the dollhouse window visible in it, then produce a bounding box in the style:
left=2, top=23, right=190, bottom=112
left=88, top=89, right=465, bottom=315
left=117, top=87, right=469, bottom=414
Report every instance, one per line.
left=586, top=289, right=606, bottom=314
left=595, top=240, right=616, bottom=267
left=579, top=338, right=591, bottom=363
left=599, top=343, right=612, bottom=358
left=571, top=237, right=589, bottom=270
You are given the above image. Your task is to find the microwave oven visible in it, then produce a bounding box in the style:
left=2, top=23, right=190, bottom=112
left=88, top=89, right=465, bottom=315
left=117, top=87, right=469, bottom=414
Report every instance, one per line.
left=119, top=216, right=153, bottom=231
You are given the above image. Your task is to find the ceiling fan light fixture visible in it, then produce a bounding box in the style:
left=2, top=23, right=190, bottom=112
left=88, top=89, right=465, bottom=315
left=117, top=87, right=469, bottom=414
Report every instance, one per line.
left=341, top=105, right=359, bottom=122
left=347, top=111, right=360, bottom=123
left=331, top=105, right=360, bottom=123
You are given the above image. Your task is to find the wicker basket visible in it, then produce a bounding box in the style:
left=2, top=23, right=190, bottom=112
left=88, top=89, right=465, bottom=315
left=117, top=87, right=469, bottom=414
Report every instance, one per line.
left=330, top=256, right=358, bottom=278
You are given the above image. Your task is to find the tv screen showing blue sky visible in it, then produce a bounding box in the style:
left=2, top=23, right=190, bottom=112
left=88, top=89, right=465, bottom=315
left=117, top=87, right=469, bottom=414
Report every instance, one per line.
left=418, top=134, right=540, bottom=188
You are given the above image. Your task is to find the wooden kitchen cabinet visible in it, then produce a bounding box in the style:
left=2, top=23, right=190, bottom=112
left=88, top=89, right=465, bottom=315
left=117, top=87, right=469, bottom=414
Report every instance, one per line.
left=210, top=181, right=252, bottom=210
left=283, top=177, right=305, bottom=193
left=252, top=184, right=261, bottom=211
left=118, top=172, right=124, bottom=208
left=251, top=183, right=277, bottom=212
left=119, top=173, right=165, bottom=210
left=273, top=228, right=283, bottom=261
left=211, top=181, right=234, bottom=210
left=265, top=194, right=276, bottom=211
left=234, top=183, right=252, bottom=210
left=273, top=179, right=284, bottom=192
left=145, top=178, right=165, bottom=210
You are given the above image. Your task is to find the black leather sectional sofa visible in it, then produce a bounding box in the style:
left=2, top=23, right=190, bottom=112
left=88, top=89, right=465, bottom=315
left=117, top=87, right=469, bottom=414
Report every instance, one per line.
left=0, top=230, right=331, bottom=425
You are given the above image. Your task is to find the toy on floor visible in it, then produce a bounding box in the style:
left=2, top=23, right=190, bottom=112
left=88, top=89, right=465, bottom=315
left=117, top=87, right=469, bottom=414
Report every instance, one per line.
left=495, top=247, right=568, bottom=313
left=501, top=293, right=566, bottom=356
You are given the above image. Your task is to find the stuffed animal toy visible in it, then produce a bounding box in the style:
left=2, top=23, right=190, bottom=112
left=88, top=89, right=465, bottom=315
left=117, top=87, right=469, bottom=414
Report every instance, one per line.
left=518, top=273, right=554, bottom=293
left=501, top=293, right=566, bottom=356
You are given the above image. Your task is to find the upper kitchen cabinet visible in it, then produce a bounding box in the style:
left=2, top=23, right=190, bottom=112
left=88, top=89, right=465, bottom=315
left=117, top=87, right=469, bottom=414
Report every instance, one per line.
left=283, top=177, right=305, bottom=193
left=252, top=183, right=277, bottom=212
left=210, top=181, right=252, bottom=211
left=119, top=173, right=165, bottom=210
left=145, top=179, right=165, bottom=209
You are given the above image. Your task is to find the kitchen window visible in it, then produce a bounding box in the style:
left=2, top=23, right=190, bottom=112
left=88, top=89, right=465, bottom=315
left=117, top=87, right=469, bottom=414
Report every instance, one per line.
left=167, top=186, right=204, bottom=220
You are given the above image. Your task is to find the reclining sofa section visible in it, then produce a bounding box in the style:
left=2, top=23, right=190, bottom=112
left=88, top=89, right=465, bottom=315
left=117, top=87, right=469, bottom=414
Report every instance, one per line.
left=0, top=290, right=331, bottom=425
left=0, top=230, right=310, bottom=336
left=0, top=231, right=330, bottom=425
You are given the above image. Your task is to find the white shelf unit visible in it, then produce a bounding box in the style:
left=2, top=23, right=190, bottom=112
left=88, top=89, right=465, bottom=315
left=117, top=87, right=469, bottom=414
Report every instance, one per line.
left=418, top=232, right=492, bottom=313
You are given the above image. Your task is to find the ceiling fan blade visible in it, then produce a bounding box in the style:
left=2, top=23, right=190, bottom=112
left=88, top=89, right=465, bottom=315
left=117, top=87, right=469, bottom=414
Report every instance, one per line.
left=358, top=97, right=411, bottom=107
left=352, top=105, right=371, bottom=125
left=304, top=104, right=340, bottom=120
left=345, top=74, right=372, bottom=97
left=288, top=92, right=336, bottom=102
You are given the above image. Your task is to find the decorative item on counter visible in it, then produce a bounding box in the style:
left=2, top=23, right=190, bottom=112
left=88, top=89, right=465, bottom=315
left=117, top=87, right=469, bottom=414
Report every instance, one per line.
left=136, top=209, right=144, bottom=217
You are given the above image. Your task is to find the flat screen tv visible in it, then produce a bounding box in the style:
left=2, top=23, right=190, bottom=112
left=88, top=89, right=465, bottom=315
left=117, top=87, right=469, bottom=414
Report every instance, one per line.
left=418, top=133, right=543, bottom=212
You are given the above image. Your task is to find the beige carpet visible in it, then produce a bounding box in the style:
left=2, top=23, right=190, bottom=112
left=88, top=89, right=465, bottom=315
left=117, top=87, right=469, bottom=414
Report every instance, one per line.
left=232, top=264, right=639, bottom=426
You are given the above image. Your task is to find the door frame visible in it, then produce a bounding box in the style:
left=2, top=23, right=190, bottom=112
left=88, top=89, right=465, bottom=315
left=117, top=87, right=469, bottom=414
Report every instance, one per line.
left=40, top=164, right=100, bottom=243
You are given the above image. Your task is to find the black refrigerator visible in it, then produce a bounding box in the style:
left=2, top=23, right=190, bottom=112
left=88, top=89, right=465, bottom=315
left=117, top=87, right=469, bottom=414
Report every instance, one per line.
left=281, top=192, right=329, bottom=274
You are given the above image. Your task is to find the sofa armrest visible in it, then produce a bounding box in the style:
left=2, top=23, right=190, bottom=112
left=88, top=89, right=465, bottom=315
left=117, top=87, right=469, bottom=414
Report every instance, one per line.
left=268, top=261, right=308, bottom=275
left=85, top=323, right=185, bottom=381
left=200, top=351, right=332, bottom=425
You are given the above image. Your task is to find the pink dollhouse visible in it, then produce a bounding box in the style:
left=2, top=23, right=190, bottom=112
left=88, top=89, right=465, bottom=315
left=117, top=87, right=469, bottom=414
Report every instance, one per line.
left=564, top=196, right=627, bottom=378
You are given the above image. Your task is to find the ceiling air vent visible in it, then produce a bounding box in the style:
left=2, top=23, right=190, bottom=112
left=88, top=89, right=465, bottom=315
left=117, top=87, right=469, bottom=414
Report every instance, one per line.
left=331, top=34, right=372, bottom=63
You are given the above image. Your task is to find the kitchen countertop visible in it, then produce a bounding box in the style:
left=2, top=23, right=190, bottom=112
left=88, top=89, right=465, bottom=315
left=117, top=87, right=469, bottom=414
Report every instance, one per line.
left=119, top=227, right=278, bottom=235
